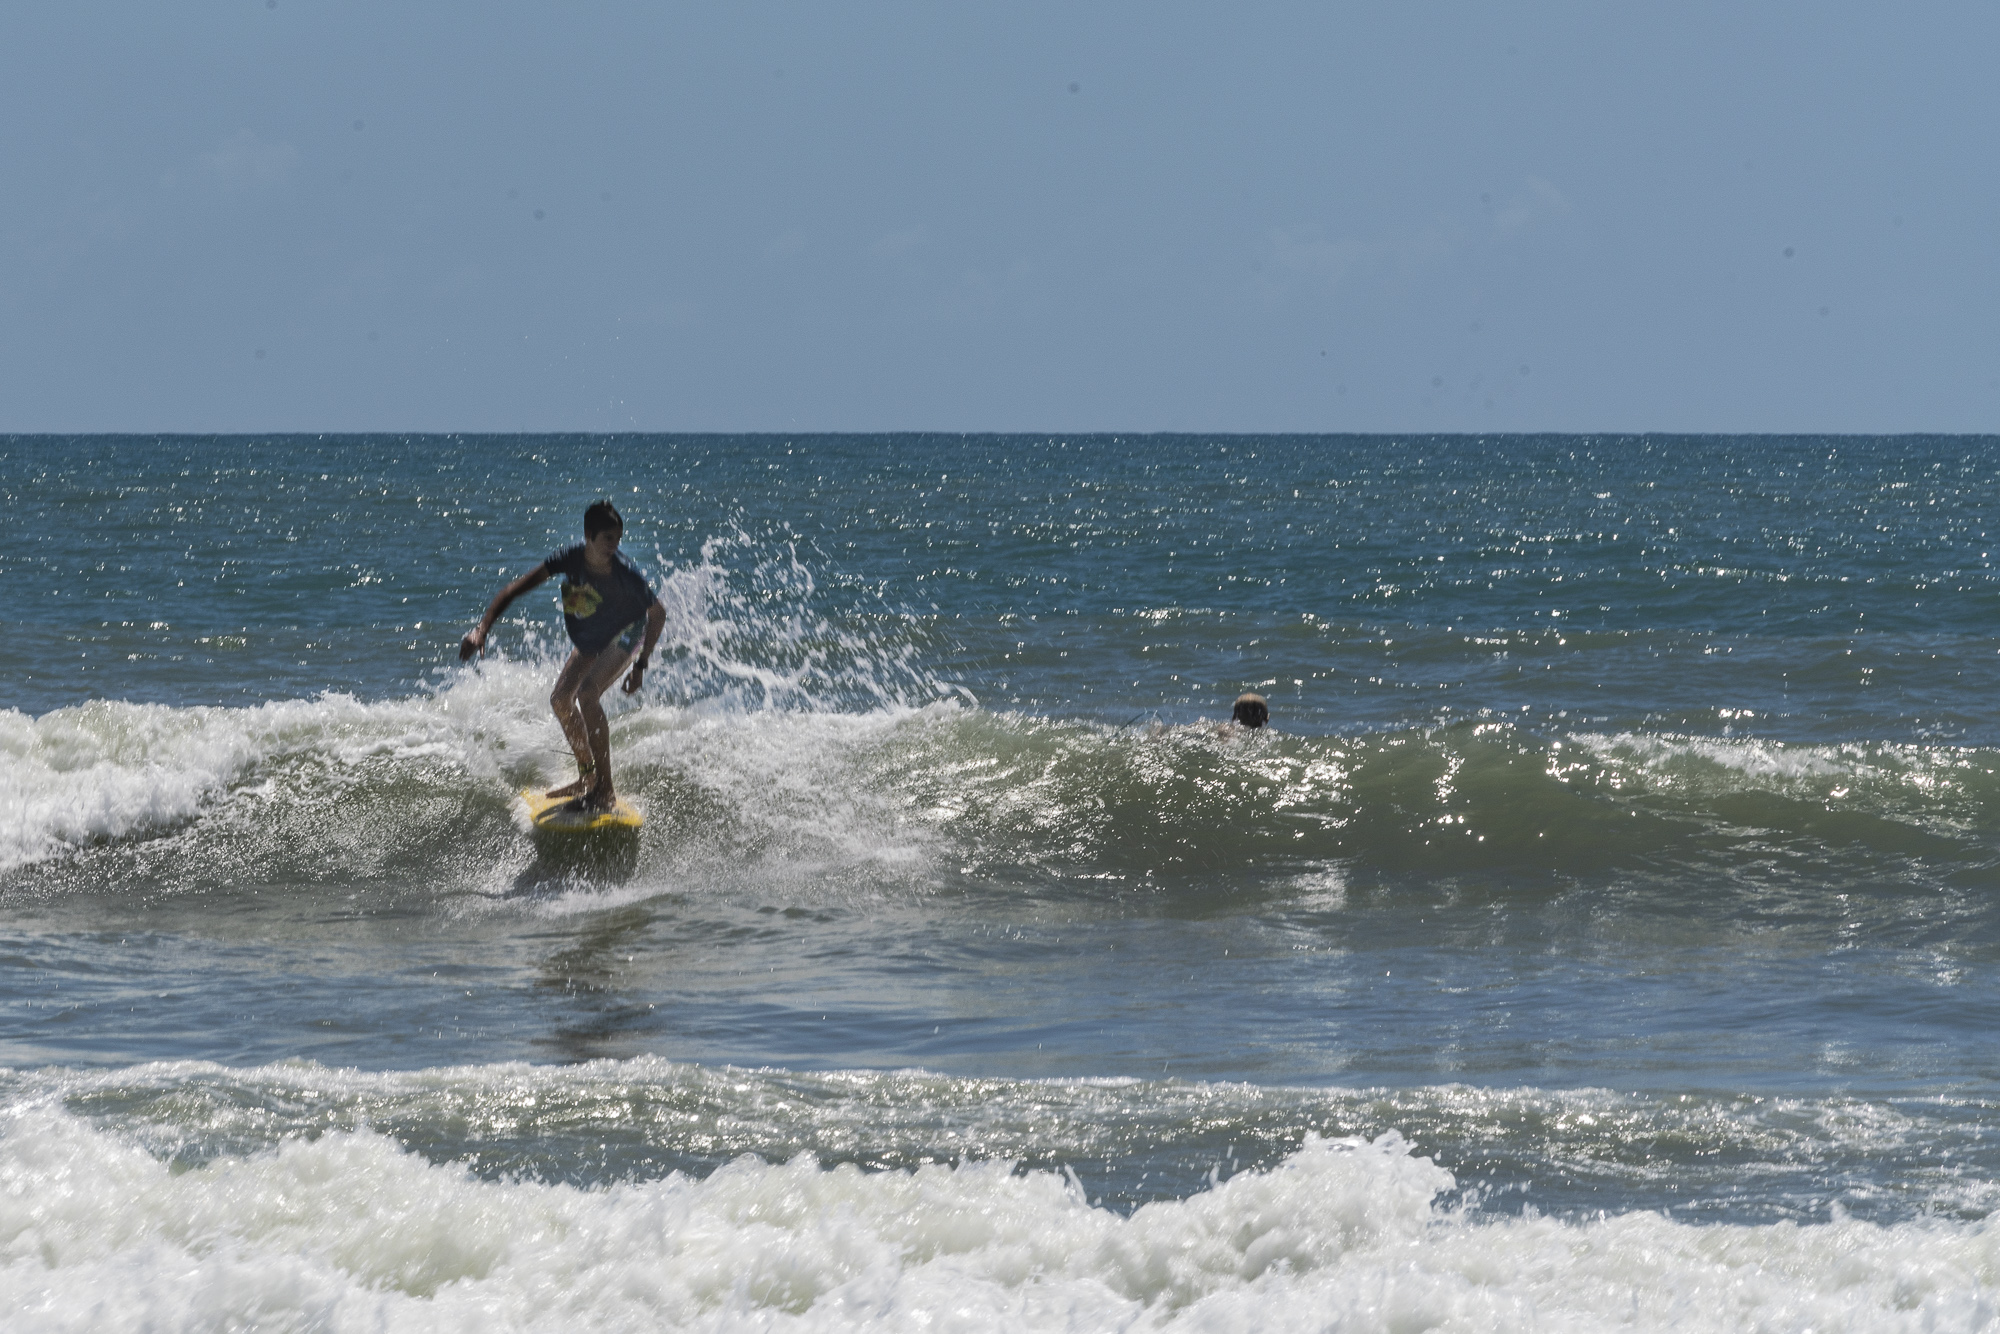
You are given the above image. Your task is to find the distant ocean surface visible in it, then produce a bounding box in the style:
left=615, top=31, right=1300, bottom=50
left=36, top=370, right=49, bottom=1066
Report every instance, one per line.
left=4, top=434, right=1999, bottom=1331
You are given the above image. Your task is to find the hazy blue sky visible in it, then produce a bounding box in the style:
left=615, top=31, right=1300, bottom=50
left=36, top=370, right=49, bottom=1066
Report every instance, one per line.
left=4, top=4, right=1996, bottom=432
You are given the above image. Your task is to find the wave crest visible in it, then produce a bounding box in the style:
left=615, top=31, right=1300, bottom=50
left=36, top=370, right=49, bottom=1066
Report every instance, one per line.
left=6, top=1066, right=1999, bottom=1331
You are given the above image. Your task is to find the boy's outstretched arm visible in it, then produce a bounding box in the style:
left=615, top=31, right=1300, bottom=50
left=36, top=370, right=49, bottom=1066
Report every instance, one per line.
left=622, top=600, right=669, bottom=694
left=459, top=566, right=551, bottom=661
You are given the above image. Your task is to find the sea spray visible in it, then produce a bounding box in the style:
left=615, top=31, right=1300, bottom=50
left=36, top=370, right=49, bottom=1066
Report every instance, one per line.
left=633, top=527, right=954, bottom=715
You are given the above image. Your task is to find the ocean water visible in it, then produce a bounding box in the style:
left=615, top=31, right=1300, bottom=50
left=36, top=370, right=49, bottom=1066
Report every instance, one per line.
left=3, top=433, right=1999, bottom=1331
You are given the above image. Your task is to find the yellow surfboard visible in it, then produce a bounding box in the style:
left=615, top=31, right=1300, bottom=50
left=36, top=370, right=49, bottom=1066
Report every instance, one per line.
left=520, top=788, right=644, bottom=833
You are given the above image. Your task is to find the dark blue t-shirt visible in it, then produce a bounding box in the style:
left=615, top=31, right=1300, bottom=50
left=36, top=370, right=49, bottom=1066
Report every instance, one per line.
left=542, top=545, right=659, bottom=653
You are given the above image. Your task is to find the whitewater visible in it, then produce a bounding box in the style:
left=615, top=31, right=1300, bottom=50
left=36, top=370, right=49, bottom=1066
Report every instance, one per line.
left=3, top=434, right=1999, bottom=1330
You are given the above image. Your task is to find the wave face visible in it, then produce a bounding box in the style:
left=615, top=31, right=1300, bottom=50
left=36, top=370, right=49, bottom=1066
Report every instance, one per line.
left=6, top=434, right=2000, bottom=1328
left=8, top=680, right=2000, bottom=912
left=7, top=1060, right=2000, bottom=1333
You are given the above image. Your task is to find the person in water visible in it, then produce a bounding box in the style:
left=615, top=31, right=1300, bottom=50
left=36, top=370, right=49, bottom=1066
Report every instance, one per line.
left=1230, top=692, right=1269, bottom=729
left=459, top=500, right=667, bottom=811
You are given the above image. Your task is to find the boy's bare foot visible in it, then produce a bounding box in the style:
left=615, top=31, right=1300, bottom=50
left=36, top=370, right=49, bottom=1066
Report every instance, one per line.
left=544, top=777, right=591, bottom=800
left=579, top=785, right=617, bottom=812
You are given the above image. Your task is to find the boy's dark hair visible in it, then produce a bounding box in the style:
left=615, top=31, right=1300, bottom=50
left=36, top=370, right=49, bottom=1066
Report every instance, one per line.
left=1232, top=693, right=1269, bottom=729
left=584, top=500, right=624, bottom=539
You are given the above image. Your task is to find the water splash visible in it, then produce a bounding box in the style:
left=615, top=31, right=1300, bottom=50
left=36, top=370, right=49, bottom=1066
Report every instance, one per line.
left=629, top=525, right=959, bottom=715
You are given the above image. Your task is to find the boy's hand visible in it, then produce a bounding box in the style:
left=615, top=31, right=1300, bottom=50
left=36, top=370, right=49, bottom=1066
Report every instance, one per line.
left=622, top=661, right=646, bottom=695
left=458, top=627, right=485, bottom=662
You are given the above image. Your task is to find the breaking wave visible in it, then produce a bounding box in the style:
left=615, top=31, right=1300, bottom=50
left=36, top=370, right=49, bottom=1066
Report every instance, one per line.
left=5, top=1058, right=1998, bottom=1332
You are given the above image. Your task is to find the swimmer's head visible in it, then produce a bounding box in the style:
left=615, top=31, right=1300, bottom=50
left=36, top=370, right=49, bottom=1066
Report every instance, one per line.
left=1231, top=693, right=1269, bottom=729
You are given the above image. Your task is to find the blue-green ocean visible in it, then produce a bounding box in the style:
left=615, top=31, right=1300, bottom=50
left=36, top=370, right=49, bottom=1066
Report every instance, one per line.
left=4, top=435, right=1998, bottom=1331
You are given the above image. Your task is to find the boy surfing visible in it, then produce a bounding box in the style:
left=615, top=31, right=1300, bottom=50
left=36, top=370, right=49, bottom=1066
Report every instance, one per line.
left=459, top=500, right=667, bottom=812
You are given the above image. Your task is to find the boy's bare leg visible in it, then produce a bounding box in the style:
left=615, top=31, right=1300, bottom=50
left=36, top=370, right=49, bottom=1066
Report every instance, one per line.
left=546, top=650, right=599, bottom=798
left=576, top=642, right=637, bottom=808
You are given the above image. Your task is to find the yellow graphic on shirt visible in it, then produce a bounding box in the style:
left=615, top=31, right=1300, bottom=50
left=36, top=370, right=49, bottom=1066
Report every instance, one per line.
left=561, top=582, right=603, bottom=619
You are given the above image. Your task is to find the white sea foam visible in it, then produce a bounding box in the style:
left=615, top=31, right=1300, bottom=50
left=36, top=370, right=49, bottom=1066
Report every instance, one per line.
left=4, top=1094, right=1997, bottom=1333
left=1568, top=729, right=1993, bottom=815
left=1574, top=731, right=1876, bottom=786
left=0, top=701, right=246, bottom=870
left=0, top=658, right=956, bottom=894
left=0, top=670, right=551, bottom=874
